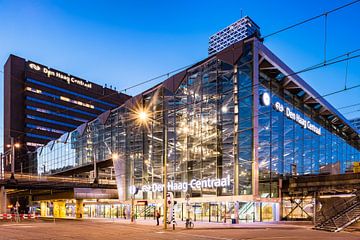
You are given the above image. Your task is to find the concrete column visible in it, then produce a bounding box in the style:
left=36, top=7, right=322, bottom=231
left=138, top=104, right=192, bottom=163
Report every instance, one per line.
left=54, top=201, right=66, bottom=218
left=254, top=202, right=261, bottom=222
left=0, top=186, right=6, bottom=213
left=75, top=199, right=84, bottom=219
left=313, top=192, right=318, bottom=225
left=113, top=153, right=126, bottom=201
left=273, top=203, right=280, bottom=221
left=40, top=201, right=47, bottom=217
left=252, top=38, right=260, bottom=198
left=234, top=201, right=239, bottom=224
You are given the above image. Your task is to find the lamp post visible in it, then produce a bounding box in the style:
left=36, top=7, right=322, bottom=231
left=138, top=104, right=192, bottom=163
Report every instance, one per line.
left=6, top=137, right=20, bottom=180
left=163, top=122, right=168, bottom=230
left=0, top=153, right=3, bottom=180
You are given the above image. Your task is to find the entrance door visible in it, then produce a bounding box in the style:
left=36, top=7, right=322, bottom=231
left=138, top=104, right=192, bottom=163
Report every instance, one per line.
left=193, top=204, right=201, bottom=221
left=209, top=203, right=219, bottom=222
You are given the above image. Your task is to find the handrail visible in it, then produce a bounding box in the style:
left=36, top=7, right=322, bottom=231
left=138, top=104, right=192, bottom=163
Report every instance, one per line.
left=0, top=172, right=116, bottom=186
left=317, top=196, right=360, bottom=227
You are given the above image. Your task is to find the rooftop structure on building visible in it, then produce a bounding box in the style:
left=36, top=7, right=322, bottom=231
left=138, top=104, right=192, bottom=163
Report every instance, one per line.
left=208, top=16, right=261, bottom=55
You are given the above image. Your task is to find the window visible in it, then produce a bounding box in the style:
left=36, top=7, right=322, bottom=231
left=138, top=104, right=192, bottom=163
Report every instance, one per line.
left=26, top=97, right=97, bottom=117
left=26, top=123, right=66, bottom=134
left=27, top=115, right=78, bottom=128
left=26, top=78, right=116, bottom=107
left=26, top=86, right=103, bottom=111
left=26, top=106, right=88, bottom=122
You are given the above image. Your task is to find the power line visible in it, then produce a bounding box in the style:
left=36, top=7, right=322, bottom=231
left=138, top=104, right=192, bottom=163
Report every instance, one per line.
left=338, top=103, right=360, bottom=110
left=343, top=109, right=360, bottom=115
left=262, top=0, right=360, bottom=39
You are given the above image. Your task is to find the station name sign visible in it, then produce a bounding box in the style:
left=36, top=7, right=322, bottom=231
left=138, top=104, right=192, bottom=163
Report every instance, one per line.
left=273, top=102, right=321, bottom=135
left=130, top=176, right=231, bottom=193
left=28, top=62, right=92, bottom=89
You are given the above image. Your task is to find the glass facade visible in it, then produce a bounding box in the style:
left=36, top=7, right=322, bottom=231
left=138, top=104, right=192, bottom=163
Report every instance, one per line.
left=32, top=38, right=360, bottom=221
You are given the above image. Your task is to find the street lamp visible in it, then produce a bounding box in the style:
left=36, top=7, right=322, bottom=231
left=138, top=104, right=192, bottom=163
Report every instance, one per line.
left=138, top=111, right=149, bottom=122
left=5, top=137, right=21, bottom=180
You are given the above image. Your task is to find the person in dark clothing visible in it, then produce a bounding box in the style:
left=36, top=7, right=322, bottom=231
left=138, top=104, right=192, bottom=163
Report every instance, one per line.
left=156, top=210, right=161, bottom=226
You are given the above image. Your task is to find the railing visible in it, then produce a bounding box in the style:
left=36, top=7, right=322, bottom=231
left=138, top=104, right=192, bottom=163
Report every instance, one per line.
left=316, top=190, right=360, bottom=224
left=0, top=172, right=116, bottom=186
left=315, top=190, right=360, bottom=231
left=136, top=205, right=155, bottom=219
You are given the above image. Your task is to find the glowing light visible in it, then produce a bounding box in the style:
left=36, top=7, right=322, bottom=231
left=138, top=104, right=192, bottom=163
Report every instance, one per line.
left=221, top=106, right=228, bottom=113
left=112, top=153, right=119, bottom=160
left=183, top=126, right=190, bottom=133
left=138, top=111, right=149, bottom=122
left=14, top=143, right=21, bottom=148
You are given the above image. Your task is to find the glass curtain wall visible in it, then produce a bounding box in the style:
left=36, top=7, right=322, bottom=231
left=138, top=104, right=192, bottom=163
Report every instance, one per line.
left=257, top=69, right=360, bottom=198
left=34, top=40, right=360, bottom=202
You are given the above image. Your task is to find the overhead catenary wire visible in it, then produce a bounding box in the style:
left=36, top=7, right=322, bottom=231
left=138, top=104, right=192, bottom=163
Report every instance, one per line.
left=261, top=0, right=360, bottom=39
left=338, top=103, right=360, bottom=110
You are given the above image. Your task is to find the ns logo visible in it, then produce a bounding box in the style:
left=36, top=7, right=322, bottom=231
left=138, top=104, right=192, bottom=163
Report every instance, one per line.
left=29, top=63, right=41, bottom=71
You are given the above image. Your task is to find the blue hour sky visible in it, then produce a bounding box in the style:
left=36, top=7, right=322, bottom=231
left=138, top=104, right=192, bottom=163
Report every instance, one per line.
left=0, top=0, right=359, bottom=149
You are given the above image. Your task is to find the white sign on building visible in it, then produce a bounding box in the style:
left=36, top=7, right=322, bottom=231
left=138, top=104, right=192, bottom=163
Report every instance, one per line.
left=130, top=176, right=231, bottom=193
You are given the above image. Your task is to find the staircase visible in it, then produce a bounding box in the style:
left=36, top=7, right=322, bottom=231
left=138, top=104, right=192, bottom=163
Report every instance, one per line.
left=315, top=190, right=360, bottom=232
left=137, top=205, right=155, bottom=219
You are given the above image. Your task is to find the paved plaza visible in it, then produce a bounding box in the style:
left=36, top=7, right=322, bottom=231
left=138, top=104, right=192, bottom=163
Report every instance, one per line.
left=1, top=219, right=360, bottom=240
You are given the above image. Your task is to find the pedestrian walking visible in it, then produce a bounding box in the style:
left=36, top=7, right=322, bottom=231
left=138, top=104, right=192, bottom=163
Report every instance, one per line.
left=156, top=210, right=160, bottom=226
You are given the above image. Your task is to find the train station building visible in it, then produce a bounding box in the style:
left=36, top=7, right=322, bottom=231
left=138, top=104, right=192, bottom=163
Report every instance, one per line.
left=5, top=17, right=360, bottom=223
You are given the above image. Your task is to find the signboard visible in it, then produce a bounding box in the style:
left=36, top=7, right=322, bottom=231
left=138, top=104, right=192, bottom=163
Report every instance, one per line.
left=27, top=62, right=93, bottom=89
left=130, top=176, right=231, bottom=193
left=273, top=101, right=321, bottom=135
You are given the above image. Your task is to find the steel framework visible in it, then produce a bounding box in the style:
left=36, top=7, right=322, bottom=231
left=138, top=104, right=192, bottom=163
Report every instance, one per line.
left=208, top=16, right=260, bottom=55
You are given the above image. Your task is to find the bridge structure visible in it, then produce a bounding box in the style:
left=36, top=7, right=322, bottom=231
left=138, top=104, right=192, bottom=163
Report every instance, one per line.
left=281, top=173, right=360, bottom=232
left=0, top=171, right=118, bottom=216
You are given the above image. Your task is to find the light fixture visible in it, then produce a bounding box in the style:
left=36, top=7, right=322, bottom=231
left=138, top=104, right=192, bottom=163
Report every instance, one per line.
left=260, top=92, right=271, bottom=106
left=138, top=111, right=149, bottom=122
left=112, top=153, right=119, bottom=160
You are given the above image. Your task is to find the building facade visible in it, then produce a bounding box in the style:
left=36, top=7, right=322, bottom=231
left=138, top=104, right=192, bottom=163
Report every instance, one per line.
left=32, top=36, right=360, bottom=222
left=3, top=55, right=130, bottom=172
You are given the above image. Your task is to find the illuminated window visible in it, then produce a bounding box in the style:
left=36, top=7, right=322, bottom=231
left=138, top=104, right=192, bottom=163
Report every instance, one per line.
left=26, top=97, right=97, bottom=117
left=26, top=87, right=42, bottom=94
left=26, top=123, right=66, bottom=134
left=26, top=142, right=44, bottom=147
left=26, top=106, right=88, bottom=122
left=26, top=78, right=116, bottom=107
left=26, top=86, right=99, bottom=110
left=27, top=115, right=77, bottom=128
left=60, top=96, right=95, bottom=109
